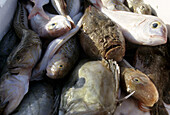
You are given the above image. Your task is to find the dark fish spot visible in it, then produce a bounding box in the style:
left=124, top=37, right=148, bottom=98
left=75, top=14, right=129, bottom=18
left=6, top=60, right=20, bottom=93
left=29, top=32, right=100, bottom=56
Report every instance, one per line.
left=74, top=77, right=86, bottom=89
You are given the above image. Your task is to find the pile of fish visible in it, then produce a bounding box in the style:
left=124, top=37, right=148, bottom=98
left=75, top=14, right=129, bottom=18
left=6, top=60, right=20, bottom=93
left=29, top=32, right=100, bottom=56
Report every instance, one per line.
left=0, top=0, right=170, bottom=115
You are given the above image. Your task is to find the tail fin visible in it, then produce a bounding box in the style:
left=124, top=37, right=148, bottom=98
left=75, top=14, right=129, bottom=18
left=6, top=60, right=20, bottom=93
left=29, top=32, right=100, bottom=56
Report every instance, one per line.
left=28, top=6, right=49, bottom=20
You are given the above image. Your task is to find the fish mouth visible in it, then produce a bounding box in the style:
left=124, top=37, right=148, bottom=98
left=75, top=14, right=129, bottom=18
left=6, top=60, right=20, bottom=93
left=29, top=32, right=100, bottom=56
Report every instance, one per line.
left=105, top=43, right=124, bottom=61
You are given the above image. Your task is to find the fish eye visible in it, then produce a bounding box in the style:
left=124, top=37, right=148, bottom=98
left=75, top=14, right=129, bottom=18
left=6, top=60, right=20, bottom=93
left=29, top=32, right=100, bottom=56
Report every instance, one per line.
left=58, top=65, right=63, bottom=68
left=133, top=78, right=140, bottom=83
left=151, top=22, right=160, bottom=29
left=48, top=23, right=57, bottom=30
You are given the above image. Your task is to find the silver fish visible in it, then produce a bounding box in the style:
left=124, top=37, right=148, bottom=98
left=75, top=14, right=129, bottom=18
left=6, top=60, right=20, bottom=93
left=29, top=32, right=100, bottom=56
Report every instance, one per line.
left=26, top=3, right=72, bottom=38
left=46, top=36, right=79, bottom=79
left=90, top=0, right=167, bottom=46
left=59, top=60, right=120, bottom=114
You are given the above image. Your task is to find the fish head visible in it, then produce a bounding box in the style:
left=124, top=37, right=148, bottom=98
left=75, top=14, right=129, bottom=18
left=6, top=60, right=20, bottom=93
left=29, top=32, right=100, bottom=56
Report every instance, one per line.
left=46, top=54, right=70, bottom=79
left=124, top=68, right=159, bottom=107
left=139, top=17, right=167, bottom=46
left=45, top=15, right=72, bottom=38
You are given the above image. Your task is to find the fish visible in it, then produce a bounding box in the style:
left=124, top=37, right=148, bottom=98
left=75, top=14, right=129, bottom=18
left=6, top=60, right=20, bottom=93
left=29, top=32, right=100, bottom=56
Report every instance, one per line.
left=0, top=3, right=42, bottom=115
left=89, top=0, right=167, bottom=46
left=119, top=59, right=159, bottom=108
left=133, top=44, right=170, bottom=115
left=100, top=0, right=130, bottom=11
left=31, top=15, right=84, bottom=80
left=46, top=36, right=79, bottom=79
left=11, top=81, right=54, bottom=115
left=79, top=6, right=125, bottom=61
left=28, top=0, right=49, bottom=20
left=59, top=59, right=120, bottom=114
left=26, top=3, right=72, bottom=38
left=51, top=0, right=67, bottom=16
left=126, top=0, right=151, bottom=15
left=0, top=28, right=19, bottom=75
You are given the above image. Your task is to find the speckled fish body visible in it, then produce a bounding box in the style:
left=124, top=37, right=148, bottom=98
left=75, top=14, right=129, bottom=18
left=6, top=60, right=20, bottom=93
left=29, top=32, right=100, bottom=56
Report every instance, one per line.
left=126, top=0, right=151, bottom=15
left=0, top=28, right=19, bottom=75
left=26, top=3, right=72, bottom=38
left=0, top=3, right=42, bottom=115
left=90, top=0, right=167, bottom=46
left=59, top=60, right=120, bottom=114
left=80, top=6, right=125, bottom=61
left=119, top=59, right=159, bottom=107
left=28, top=0, right=49, bottom=20
left=31, top=15, right=84, bottom=80
left=101, top=0, right=130, bottom=11
left=11, top=81, right=54, bottom=115
left=46, top=36, right=79, bottom=79
left=133, top=45, right=170, bottom=115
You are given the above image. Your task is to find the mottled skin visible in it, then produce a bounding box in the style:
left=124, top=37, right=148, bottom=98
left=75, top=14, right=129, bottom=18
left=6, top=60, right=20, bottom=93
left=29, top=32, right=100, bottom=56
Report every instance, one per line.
left=46, top=36, right=79, bottom=79
left=0, top=28, right=19, bottom=75
left=11, top=81, right=54, bottom=115
left=0, top=3, right=42, bottom=115
left=59, top=60, right=119, bottom=114
left=126, top=0, right=151, bottom=15
left=133, top=44, right=170, bottom=115
left=120, top=63, right=159, bottom=107
left=80, top=6, right=125, bottom=61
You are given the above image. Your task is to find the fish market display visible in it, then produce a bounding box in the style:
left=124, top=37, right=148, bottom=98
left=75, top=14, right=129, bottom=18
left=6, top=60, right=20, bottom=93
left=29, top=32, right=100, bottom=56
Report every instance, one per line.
left=59, top=60, right=120, bottom=114
left=0, top=3, right=42, bottom=115
left=0, top=28, right=19, bottom=75
left=46, top=36, right=79, bottom=79
left=0, top=0, right=17, bottom=41
left=26, top=3, right=72, bottom=38
left=28, top=0, right=49, bottom=20
left=134, top=44, right=170, bottom=115
left=89, top=0, right=167, bottom=46
left=101, top=0, right=130, bottom=11
left=11, top=81, right=54, bottom=115
left=119, top=59, right=159, bottom=108
left=126, top=0, right=151, bottom=15
left=80, top=6, right=125, bottom=61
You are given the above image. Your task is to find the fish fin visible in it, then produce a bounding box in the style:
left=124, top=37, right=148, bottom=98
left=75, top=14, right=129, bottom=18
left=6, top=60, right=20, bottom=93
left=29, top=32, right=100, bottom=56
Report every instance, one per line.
left=138, top=102, right=151, bottom=112
left=28, top=6, right=49, bottom=20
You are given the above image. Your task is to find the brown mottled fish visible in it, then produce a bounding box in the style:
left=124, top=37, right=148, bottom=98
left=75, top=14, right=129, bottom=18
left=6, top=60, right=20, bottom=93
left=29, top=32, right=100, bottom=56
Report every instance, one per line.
left=119, top=59, right=159, bottom=109
left=79, top=6, right=125, bottom=61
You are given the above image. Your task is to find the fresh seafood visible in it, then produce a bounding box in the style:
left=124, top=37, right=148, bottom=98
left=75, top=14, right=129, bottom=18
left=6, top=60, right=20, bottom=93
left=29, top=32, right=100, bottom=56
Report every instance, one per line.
left=26, top=3, right=72, bottom=38
left=28, top=0, right=49, bottom=20
left=0, top=28, right=19, bottom=75
left=59, top=60, right=120, bottom=114
left=51, top=0, right=67, bottom=16
left=100, top=0, right=130, bottom=11
left=134, top=44, right=170, bottom=114
left=31, top=15, right=84, bottom=80
left=126, top=0, right=151, bottom=15
left=90, top=0, right=167, bottom=46
left=11, top=81, right=54, bottom=115
left=80, top=6, right=125, bottom=61
left=0, top=3, right=42, bottom=115
left=46, top=36, right=79, bottom=79
left=0, top=0, right=17, bottom=41
left=119, top=59, right=159, bottom=108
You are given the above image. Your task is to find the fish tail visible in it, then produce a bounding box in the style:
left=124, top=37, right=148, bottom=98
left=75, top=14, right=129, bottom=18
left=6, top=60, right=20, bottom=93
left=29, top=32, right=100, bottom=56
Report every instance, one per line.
left=28, top=5, right=49, bottom=20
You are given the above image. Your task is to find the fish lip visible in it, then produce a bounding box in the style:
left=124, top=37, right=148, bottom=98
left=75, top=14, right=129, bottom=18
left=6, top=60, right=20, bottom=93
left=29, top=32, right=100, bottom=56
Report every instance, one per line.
left=105, top=43, right=123, bottom=60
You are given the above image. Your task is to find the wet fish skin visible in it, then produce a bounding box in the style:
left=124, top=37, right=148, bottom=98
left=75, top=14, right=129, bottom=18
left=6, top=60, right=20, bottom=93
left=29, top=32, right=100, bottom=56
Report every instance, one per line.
left=51, top=0, right=67, bottom=15
left=26, top=3, right=72, bottom=38
left=11, top=81, right=54, bottom=115
left=0, top=28, right=19, bottom=75
left=80, top=6, right=125, bottom=61
left=46, top=36, right=79, bottom=79
left=28, top=0, right=49, bottom=20
left=133, top=45, right=170, bottom=114
left=59, top=60, right=119, bottom=114
left=0, top=3, right=42, bottom=115
left=127, top=0, right=151, bottom=15
left=90, top=0, right=167, bottom=46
